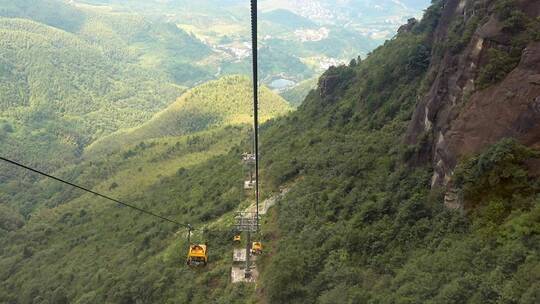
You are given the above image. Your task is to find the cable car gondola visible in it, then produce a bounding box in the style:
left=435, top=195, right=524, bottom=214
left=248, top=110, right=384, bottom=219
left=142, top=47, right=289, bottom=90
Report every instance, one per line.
left=185, top=225, right=208, bottom=267
left=186, top=244, right=208, bottom=266
left=251, top=242, right=263, bottom=255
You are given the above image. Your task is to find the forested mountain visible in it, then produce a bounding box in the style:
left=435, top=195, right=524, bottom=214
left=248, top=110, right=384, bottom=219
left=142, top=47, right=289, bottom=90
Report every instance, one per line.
left=0, top=16, right=185, bottom=171
left=257, top=0, right=540, bottom=302
left=0, top=0, right=221, bottom=173
left=88, top=75, right=291, bottom=155
left=0, top=0, right=85, bottom=32
left=1, top=0, right=539, bottom=303
left=0, top=0, right=213, bottom=85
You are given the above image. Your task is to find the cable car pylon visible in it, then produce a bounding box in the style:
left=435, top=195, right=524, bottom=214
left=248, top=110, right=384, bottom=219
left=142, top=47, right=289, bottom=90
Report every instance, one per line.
left=231, top=0, right=261, bottom=283
left=251, top=0, right=260, bottom=233
left=248, top=0, right=260, bottom=279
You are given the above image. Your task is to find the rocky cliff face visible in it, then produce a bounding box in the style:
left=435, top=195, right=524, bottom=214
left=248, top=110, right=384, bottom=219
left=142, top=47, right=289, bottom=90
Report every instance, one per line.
left=406, top=0, right=540, bottom=207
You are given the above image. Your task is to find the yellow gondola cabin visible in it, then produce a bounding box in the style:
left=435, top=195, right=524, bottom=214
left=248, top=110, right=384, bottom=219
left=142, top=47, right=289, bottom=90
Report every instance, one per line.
left=186, top=244, right=208, bottom=266
left=251, top=242, right=263, bottom=255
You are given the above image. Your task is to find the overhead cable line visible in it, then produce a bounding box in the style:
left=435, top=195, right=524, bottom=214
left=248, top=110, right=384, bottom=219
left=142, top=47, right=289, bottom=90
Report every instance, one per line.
left=251, top=0, right=260, bottom=231
left=0, top=156, right=191, bottom=229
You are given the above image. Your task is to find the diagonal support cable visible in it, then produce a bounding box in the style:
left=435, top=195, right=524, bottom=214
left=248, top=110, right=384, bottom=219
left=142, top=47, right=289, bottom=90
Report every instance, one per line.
left=0, top=156, right=191, bottom=228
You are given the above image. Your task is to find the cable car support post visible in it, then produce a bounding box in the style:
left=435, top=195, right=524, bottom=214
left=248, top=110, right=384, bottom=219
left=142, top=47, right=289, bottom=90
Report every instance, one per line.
left=234, top=212, right=259, bottom=279
left=251, top=0, right=260, bottom=232
left=233, top=0, right=260, bottom=280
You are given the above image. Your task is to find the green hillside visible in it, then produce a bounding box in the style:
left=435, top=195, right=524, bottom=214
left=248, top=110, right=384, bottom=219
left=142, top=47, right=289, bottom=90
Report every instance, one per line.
left=0, top=0, right=217, bottom=172
left=0, top=0, right=85, bottom=32
left=0, top=0, right=538, bottom=303
left=88, top=75, right=292, bottom=155
left=0, top=125, right=255, bottom=303
left=0, top=0, right=214, bottom=86
left=256, top=2, right=540, bottom=303
left=76, top=10, right=213, bottom=85
left=0, top=73, right=289, bottom=301
left=0, top=17, right=185, bottom=170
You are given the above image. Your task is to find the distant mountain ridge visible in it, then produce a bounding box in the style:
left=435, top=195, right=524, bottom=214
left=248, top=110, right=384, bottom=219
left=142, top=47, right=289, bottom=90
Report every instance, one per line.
left=66, top=0, right=431, bottom=97
left=261, top=9, right=317, bottom=29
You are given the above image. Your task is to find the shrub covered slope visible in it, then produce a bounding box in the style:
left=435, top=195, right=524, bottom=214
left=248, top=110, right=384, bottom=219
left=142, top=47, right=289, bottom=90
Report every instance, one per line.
left=257, top=1, right=540, bottom=302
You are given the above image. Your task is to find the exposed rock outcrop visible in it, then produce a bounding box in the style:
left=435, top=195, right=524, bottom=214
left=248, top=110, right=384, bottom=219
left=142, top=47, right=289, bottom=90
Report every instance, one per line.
left=398, top=18, right=418, bottom=34
left=406, top=0, right=540, bottom=205
left=319, top=74, right=341, bottom=98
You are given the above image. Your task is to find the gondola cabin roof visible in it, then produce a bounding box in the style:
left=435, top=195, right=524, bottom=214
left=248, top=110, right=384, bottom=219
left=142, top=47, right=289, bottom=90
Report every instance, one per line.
left=188, top=244, right=207, bottom=258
